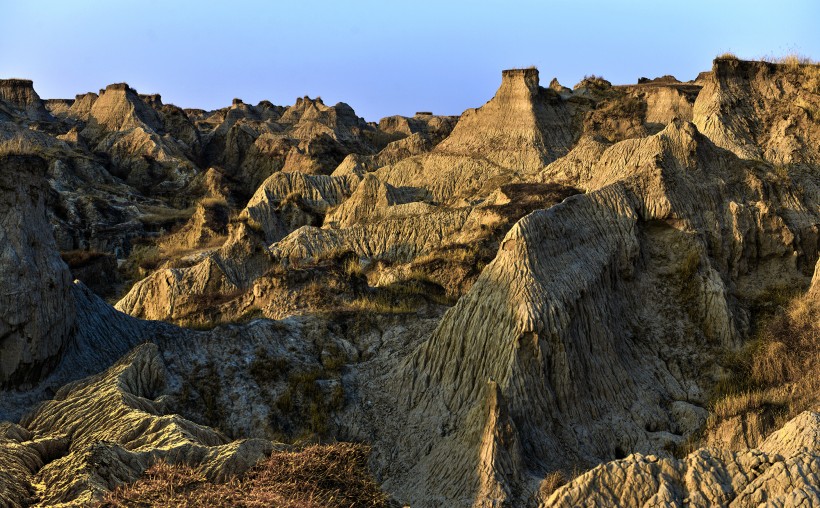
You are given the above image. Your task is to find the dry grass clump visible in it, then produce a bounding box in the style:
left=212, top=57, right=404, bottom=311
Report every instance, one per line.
left=574, top=74, right=611, bottom=90
left=707, top=286, right=820, bottom=430
left=159, top=234, right=227, bottom=262
left=274, top=367, right=344, bottom=437
left=350, top=271, right=456, bottom=313
left=137, top=204, right=196, bottom=228
left=716, top=52, right=739, bottom=60
left=200, top=196, right=229, bottom=208
left=709, top=386, right=792, bottom=422
left=350, top=291, right=419, bottom=314
left=60, top=249, right=109, bottom=269
left=762, top=53, right=818, bottom=68
left=343, top=256, right=364, bottom=277
left=538, top=470, right=568, bottom=499
left=125, top=244, right=161, bottom=272
left=103, top=443, right=387, bottom=507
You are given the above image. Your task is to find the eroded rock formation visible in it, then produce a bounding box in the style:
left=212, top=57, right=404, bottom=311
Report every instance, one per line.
left=0, top=155, right=75, bottom=388
left=0, top=57, right=818, bottom=507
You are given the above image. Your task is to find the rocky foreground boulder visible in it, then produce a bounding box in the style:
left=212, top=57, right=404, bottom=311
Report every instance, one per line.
left=543, top=411, right=820, bottom=507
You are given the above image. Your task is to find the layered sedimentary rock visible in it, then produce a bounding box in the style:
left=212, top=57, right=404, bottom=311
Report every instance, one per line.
left=200, top=95, right=379, bottom=194
left=82, top=84, right=198, bottom=192
left=82, top=83, right=163, bottom=137
left=115, top=221, right=271, bottom=323
left=376, top=68, right=580, bottom=202
left=323, top=173, right=422, bottom=228
left=272, top=207, right=474, bottom=263
left=242, top=171, right=361, bottom=243
left=436, top=68, right=575, bottom=169
left=378, top=113, right=458, bottom=145
left=0, top=79, right=52, bottom=122
left=0, top=57, right=819, bottom=507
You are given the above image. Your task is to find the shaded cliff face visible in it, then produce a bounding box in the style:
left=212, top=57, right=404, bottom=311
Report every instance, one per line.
left=0, top=155, right=75, bottom=388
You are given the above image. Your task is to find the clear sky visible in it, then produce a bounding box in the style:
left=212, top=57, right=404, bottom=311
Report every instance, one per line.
left=1, top=0, right=818, bottom=121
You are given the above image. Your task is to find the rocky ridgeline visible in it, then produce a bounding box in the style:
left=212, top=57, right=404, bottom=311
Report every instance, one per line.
left=0, top=57, right=818, bottom=506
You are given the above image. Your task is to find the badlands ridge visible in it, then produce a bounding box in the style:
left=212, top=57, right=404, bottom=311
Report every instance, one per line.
left=0, top=57, right=819, bottom=506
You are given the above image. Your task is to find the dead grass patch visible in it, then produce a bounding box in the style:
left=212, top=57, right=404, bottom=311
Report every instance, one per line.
left=538, top=470, right=568, bottom=499
left=138, top=205, right=196, bottom=228
left=103, top=443, right=387, bottom=507
left=60, top=249, right=109, bottom=269
left=716, top=52, right=739, bottom=60
left=350, top=291, right=419, bottom=314
left=707, top=284, right=820, bottom=434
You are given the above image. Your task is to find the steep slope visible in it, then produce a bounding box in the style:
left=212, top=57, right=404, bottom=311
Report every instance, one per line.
left=115, top=222, right=271, bottom=324
left=0, top=155, right=75, bottom=388
left=242, top=171, right=361, bottom=243
left=323, top=173, right=422, bottom=228
left=81, top=83, right=163, bottom=137
left=80, top=83, right=198, bottom=193
left=365, top=120, right=819, bottom=506
left=1, top=58, right=819, bottom=508
left=378, top=113, right=458, bottom=145
left=435, top=68, right=575, bottom=169
left=201, top=96, right=379, bottom=195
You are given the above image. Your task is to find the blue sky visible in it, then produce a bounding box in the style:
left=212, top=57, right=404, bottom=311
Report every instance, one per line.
left=1, top=0, right=818, bottom=121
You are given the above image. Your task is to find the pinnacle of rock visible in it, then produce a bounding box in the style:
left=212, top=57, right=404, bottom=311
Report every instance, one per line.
left=434, top=67, right=575, bottom=170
